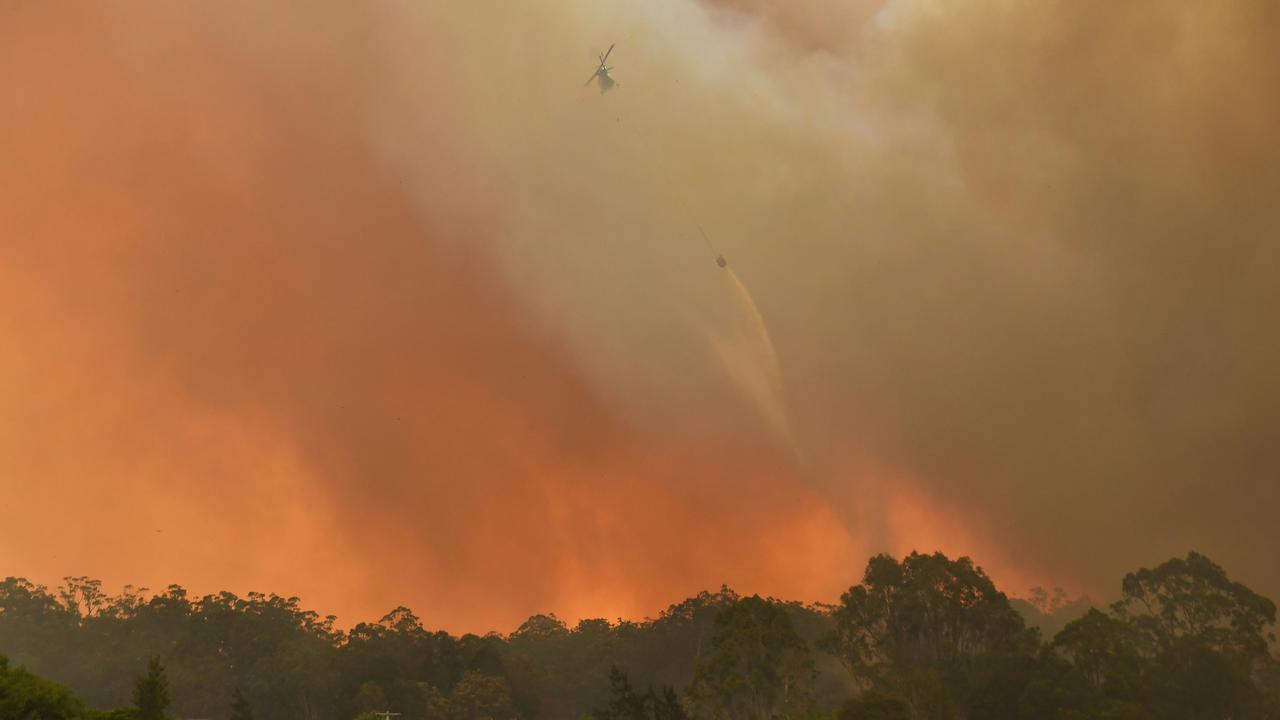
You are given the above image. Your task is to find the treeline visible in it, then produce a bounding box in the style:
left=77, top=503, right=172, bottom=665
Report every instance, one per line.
left=2, top=551, right=1277, bottom=719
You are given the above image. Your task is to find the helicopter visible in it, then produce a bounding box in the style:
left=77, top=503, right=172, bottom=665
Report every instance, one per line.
left=585, top=43, right=618, bottom=93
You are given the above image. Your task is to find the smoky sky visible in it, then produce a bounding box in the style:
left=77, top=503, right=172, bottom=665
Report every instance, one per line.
left=1, top=0, right=1277, bottom=632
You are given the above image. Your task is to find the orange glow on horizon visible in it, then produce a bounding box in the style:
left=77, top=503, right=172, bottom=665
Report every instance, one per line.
left=6, top=0, right=1271, bottom=634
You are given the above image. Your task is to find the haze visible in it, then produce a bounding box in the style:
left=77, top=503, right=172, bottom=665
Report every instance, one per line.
left=1, top=0, right=1277, bottom=633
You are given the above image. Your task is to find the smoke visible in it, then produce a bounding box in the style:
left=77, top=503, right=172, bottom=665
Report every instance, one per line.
left=2, top=0, right=1278, bottom=630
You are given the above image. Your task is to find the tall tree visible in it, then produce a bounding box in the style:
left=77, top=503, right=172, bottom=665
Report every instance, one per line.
left=593, top=666, right=686, bottom=720
left=1018, top=609, right=1147, bottom=719
left=1115, top=551, right=1276, bottom=659
left=824, top=552, right=1037, bottom=719
left=230, top=687, right=255, bottom=720
left=1113, top=551, right=1278, bottom=719
left=648, top=685, right=688, bottom=720
left=133, top=656, right=170, bottom=720
left=687, top=595, right=814, bottom=720
left=450, top=670, right=516, bottom=720
left=596, top=665, right=646, bottom=720
left=0, top=654, right=86, bottom=720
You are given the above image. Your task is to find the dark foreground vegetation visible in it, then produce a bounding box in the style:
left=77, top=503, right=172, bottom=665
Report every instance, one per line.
left=2, top=551, right=1277, bottom=720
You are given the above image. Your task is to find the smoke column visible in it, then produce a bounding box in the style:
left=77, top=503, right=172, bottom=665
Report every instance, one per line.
left=2, top=0, right=1279, bottom=632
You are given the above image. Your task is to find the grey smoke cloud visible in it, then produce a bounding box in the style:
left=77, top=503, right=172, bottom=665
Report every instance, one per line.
left=367, top=0, right=1280, bottom=596
left=1, top=0, right=1277, bottom=631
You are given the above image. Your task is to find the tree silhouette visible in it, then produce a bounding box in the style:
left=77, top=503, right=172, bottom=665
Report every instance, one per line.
left=133, top=656, right=170, bottom=720
left=687, top=595, right=814, bottom=720
left=231, top=687, right=255, bottom=720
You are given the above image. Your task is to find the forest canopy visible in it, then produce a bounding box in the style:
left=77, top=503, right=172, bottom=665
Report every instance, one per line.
left=2, top=551, right=1278, bottom=720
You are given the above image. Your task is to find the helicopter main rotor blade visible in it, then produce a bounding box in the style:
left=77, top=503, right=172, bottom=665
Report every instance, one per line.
left=585, top=70, right=600, bottom=86
left=601, top=43, right=615, bottom=64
